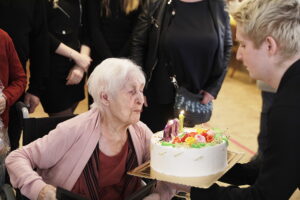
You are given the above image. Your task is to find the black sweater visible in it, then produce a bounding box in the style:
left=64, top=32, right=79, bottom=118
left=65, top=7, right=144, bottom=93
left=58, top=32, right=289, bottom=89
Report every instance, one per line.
left=86, top=0, right=140, bottom=64
left=191, top=59, right=300, bottom=200
left=131, top=0, right=232, bottom=99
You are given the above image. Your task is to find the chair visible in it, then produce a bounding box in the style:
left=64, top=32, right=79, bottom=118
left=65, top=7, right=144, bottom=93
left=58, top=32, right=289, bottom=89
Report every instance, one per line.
left=1, top=151, right=15, bottom=200
left=15, top=102, right=76, bottom=145
left=0, top=184, right=16, bottom=200
left=125, top=179, right=156, bottom=200
left=14, top=102, right=76, bottom=200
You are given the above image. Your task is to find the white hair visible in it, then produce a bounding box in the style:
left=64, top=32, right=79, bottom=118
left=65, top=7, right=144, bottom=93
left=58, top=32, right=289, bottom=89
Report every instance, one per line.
left=88, top=58, right=145, bottom=110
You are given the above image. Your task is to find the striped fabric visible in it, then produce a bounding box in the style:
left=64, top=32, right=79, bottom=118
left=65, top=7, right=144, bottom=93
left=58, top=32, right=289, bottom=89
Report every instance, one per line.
left=82, top=132, right=139, bottom=200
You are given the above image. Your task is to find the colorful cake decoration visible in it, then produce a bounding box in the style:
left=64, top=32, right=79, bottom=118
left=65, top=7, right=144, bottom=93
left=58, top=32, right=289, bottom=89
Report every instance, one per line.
left=161, top=110, right=228, bottom=148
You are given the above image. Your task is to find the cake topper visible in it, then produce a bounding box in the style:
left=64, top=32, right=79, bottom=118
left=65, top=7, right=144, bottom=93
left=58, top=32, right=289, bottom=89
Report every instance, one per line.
left=162, top=119, right=179, bottom=142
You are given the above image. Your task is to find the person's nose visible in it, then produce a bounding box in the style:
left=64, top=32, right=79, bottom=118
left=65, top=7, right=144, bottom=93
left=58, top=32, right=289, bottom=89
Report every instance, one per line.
left=136, top=91, right=144, bottom=105
left=236, top=46, right=242, bottom=61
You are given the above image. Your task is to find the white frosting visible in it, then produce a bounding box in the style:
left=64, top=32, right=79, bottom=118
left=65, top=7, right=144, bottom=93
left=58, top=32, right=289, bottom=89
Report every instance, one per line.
left=150, top=131, right=227, bottom=177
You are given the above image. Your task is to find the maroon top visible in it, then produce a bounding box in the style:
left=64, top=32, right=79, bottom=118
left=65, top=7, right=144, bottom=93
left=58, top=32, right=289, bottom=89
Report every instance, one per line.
left=72, top=138, right=141, bottom=199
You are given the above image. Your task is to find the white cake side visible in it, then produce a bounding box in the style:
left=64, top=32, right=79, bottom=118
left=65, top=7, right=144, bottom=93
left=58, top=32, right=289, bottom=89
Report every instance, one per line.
left=150, top=131, right=228, bottom=177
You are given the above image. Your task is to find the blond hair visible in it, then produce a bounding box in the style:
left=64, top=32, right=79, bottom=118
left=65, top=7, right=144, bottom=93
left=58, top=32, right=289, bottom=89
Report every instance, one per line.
left=232, top=0, right=300, bottom=59
left=88, top=58, right=145, bottom=110
left=49, top=0, right=59, bottom=8
left=101, top=0, right=140, bottom=16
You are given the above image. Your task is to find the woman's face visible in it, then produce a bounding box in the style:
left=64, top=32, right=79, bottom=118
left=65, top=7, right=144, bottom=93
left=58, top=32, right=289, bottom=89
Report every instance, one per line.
left=108, top=74, right=145, bottom=125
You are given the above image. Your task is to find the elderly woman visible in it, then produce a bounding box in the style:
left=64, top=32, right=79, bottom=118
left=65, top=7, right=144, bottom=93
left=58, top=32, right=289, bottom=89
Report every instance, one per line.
left=6, top=58, right=178, bottom=200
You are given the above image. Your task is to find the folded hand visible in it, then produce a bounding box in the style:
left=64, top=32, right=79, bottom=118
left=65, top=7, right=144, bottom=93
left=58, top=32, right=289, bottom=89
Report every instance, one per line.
left=73, top=53, right=91, bottom=72
left=200, top=90, right=215, bottom=104
left=66, top=65, right=85, bottom=85
left=24, top=92, right=40, bottom=113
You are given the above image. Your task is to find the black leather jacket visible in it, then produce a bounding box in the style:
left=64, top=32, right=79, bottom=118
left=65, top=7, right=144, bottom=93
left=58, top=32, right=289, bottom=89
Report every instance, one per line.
left=131, top=0, right=232, bottom=98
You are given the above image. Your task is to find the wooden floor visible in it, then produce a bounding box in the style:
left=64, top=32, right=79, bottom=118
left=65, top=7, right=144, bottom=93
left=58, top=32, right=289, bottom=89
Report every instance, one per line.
left=30, top=66, right=300, bottom=199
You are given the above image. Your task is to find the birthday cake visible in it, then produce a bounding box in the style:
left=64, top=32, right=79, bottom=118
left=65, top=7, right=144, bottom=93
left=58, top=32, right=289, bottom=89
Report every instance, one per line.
left=150, top=121, right=228, bottom=177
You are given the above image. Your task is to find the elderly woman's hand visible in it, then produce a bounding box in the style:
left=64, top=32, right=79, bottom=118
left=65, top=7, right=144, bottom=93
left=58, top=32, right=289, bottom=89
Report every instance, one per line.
left=38, top=184, right=57, bottom=200
left=143, top=193, right=160, bottom=200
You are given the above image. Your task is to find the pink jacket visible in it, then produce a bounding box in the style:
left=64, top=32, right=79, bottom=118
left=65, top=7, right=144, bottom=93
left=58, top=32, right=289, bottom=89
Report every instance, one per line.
left=6, top=108, right=178, bottom=200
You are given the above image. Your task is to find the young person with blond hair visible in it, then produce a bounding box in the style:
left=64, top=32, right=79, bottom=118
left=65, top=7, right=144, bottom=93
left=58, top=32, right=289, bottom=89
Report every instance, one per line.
left=190, top=0, right=300, bottom=199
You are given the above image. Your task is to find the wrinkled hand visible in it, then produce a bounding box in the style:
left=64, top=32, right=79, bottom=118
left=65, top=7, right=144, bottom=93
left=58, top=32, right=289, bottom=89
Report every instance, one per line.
left=72, top=53, right=91, bottom=72
left=174, top=184, right=191, bottom=193
left=0, top=96, right=6, bottom=114
left=66, top=66, right=85, bottom=85
left=163, top=119, right=180, bottom=141
left=37, top=185, right=57, bottom=200
left=24, top=92, right=40, bottom=113
left=200, top=90, right=215, bottom=104
left=143, top=193, right=160, bottom=200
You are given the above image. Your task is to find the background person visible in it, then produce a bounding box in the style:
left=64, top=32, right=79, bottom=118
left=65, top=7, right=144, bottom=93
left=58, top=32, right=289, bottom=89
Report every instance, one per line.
left=40, top=0, right=91, bottom=117
left=0, top=29, right=27, bottom=135
left=131, top=0, right=232, bottom=132
left=0, top=0, right=49, bottom=150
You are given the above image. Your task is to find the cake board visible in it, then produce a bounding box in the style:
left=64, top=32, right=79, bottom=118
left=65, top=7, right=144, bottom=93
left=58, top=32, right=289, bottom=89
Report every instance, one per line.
left=127, top=151, right=244, bottom=188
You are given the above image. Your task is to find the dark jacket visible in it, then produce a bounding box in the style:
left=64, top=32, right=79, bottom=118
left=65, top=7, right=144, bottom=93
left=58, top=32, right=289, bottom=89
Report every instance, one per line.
left=131, top=0, right=232, bottom=98
left=86, top=0, right=142, bottom=66
left=191, top=59, right=300, bottom=200
left=0, top=0, right=49, bottom=97
left=47, top=0, right=88, bottom=53
left=40, top=0, right=87, bottom=113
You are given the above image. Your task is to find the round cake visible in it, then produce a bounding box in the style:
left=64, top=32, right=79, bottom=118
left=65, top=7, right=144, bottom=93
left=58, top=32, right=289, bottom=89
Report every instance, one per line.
left=150, top=127, right=228, bottom=177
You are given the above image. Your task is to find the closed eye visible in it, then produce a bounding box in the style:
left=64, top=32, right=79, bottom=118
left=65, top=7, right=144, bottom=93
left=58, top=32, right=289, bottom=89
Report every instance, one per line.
left=129, top=90, right=137, bottom=95
left=237, top=41, right=246, bottom=48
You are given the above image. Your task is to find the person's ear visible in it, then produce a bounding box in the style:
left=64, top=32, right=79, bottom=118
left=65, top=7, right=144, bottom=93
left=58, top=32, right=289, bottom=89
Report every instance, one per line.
left=99, top=92, right=110, bottom=106
left=265, top=36, right=278, bottom=56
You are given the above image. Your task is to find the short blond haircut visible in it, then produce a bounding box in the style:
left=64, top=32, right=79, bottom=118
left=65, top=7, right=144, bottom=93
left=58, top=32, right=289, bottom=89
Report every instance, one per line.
left=88, top=58, right=145, bottom=110
left=232, top=0, right=300, bottom=59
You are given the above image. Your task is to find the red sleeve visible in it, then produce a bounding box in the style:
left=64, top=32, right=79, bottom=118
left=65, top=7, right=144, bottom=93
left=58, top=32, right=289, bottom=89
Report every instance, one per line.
left=2, top=32, right=27, bottom=107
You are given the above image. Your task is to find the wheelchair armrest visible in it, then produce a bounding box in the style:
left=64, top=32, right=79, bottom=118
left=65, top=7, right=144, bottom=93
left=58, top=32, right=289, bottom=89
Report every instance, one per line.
left=125, top=180, right=157, bottom=200
left=16, top=101, right=29, bottom=119
left=1, top=184, right=16, bottom=200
